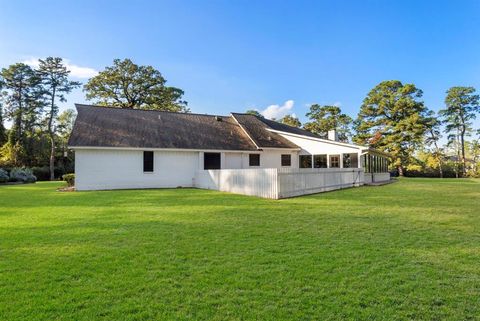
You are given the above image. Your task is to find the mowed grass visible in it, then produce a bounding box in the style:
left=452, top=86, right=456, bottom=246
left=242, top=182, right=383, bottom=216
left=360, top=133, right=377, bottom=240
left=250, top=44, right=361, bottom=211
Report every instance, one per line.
left=0, top=179, right=479, bottom=320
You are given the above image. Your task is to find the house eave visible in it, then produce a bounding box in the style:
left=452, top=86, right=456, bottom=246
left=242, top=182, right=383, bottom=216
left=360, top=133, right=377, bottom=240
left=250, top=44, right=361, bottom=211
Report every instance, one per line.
left=68, top=146, right=299, bottom=153
left=265, top=128, right=367, bottom=149
left=361, top=148, right=393, bottom=158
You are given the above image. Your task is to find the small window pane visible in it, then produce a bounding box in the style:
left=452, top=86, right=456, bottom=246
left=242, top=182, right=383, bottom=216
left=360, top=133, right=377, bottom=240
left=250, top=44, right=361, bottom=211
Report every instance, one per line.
left=249, top=154, right=260, bottom=166
left=329, top=155, right=340, bottom=168
left=314, top=154, right=327, bottom=168
left=299, top=155, right=312, bottom=168
left=281, top=154, right=291, bottom=166
left=143, top=151, right=154, bottom=172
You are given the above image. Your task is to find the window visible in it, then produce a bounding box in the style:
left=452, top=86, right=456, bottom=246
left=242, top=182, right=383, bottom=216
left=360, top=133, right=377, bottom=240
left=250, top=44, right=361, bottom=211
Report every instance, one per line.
left=204, top=152, right=221, bottom=169
left=343, top=154, right=351, bottom=168
left=329, top=155, right=340, bottom=168
left=281, top=154, right=291, bottom=166
left=350, top=153, right=358, bottom=168
left=143, top=151, right=154, bottom=172
left=314, top=154, right=328, bottom=168
left=299, top=155, right=312, bottom=168
left=249, top=154, right=260, bottom=166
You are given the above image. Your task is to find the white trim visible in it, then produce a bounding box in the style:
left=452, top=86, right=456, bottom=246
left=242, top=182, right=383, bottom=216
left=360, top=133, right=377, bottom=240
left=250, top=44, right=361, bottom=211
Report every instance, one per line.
left=259, top=147, right=301, bottom=151
left=68, top=146, right=295, bottom=153
left=265, top=128, right=367, bottom=149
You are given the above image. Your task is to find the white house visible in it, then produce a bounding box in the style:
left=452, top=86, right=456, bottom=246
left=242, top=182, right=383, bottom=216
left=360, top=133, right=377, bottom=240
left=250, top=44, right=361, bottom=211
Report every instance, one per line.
left=68, top=104, right=390, bottom=198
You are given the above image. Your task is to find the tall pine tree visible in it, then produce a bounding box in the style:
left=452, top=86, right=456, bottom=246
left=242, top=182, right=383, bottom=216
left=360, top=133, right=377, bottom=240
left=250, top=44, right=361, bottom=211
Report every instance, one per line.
left=0, top=80, right=6, bottom=145
left=353, top=80, right=428, bottom=176
left=0, top=63, right=43, bottom=165
left=37, top=57, right=81, bottom=180
left=439, top=87, right=479, bottom=176
left=424, top=110, right=444, bottom=178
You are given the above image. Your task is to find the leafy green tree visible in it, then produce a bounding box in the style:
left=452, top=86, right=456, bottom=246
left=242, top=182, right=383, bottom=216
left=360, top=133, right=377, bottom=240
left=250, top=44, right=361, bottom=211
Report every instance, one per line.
left=303, top=104, right=352, bottom=141
left=353, top=80, right=428, bottom=176
left=279, top=114, right=301, bottom=127
left=0, top=105, right=5, bottom=146
left=468, top=130, right=480, bottom=177
left=57, top=108, right=77, bottom=141
left=0, top=80, right=6, bottom=145
left=56, top=109, right=77, bottom=170
left=37, top=57, right=81, bottom=180
left=424, top=110, right=444, bottom=178
left=245, top=109, right=263, bottom=117
left=0, top=63, right=43, bottom=165
left=439, top=87, right=479, bottom=176
left=84, top=58, right=188, bottom=112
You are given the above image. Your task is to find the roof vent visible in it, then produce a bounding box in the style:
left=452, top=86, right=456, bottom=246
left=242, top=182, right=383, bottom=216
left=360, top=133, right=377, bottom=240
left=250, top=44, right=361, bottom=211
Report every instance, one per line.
left=267, top=136, right=272, bottom=141
left=215, top=116, right=222, bottom=121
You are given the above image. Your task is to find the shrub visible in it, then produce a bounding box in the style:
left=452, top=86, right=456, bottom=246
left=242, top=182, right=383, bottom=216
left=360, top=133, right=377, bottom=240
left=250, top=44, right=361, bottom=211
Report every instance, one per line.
left=62, top=173, right=75, bottom=187
left=9, top=168, right=37, bottom=183
left=31, top=166, right=50, bottom=181
left=31, top=166, right=72, bottom=181
left=0, top=168, right=8, bottom=183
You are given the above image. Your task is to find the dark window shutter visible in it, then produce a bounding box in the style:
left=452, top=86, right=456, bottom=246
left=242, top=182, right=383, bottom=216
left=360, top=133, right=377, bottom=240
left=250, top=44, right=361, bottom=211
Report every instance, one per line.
left=249, top=154, right=260, bottom=166
left=143, top=151, right=154, bottom=172
left=204, top=153, right=221, bottom=169
left=281, top=154, right=291, bottom=166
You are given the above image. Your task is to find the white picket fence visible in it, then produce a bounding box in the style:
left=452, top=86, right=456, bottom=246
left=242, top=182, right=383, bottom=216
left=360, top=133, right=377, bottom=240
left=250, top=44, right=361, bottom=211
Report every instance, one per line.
left=277, top=168, right=363, bottom=198
left=195, top=168, right=373, bottom=199
left=194, top=168, right=278, bottom=199
left=364, top=172, right=391, bottom=184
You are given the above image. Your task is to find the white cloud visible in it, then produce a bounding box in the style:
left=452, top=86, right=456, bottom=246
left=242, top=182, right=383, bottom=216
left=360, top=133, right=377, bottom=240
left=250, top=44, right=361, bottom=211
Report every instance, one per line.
left=23, top=57, right=98, bottom=79
left=261, top=99, right=295, bottom=120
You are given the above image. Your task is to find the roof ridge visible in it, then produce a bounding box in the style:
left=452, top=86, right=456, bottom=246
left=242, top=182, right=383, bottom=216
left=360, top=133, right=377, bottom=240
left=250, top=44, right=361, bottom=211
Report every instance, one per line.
left=75, top=103, right=230, bottom=118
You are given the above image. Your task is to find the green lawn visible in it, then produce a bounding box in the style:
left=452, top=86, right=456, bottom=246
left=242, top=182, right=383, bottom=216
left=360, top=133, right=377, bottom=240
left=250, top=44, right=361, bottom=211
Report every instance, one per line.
left=1, top=179, right=479, bottom=320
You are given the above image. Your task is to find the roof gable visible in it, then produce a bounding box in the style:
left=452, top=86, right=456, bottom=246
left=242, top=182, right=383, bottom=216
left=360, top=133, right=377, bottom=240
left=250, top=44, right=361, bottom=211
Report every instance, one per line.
left=232, top=113, right=321, bottom=148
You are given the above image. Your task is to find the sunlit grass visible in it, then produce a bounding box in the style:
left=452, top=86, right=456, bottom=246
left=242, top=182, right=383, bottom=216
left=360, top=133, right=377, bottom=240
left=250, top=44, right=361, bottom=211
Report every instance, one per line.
left=0, top=178, right=479, bottom=320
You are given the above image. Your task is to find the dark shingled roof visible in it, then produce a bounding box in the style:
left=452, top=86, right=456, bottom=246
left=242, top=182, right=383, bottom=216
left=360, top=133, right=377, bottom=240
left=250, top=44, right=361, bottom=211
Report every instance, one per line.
left=231, top=113, right=301, bottom=149
left=256, top=117, right=323, bottom=139
left=69, top=104, right=307, bottom=151
left=69, top=105, right=259, bottom=150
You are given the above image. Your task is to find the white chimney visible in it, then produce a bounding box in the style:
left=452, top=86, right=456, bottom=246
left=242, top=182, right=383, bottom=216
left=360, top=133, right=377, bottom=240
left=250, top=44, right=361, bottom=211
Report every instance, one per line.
left=328, top=129, right=338, bottom=141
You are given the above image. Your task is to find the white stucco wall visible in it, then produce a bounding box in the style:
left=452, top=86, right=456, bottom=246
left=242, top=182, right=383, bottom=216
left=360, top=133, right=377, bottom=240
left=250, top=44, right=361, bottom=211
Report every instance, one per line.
left=221, top=150, right=299, bottom=169
left=75, top=148, right=300, bottom=190
left=75, top=149, right=199, bottom=190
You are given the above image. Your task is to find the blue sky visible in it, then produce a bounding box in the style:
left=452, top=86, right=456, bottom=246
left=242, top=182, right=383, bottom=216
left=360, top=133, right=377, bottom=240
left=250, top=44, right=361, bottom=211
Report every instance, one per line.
left=1, top=0, right=480, bottom=126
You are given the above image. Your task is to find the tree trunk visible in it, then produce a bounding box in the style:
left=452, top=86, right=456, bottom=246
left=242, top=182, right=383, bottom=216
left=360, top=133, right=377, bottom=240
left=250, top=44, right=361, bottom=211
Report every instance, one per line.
left=49, top=134, right=55, bottom=180
left=432, top=140, right=443, bottom=179
left=438, top=160, right=443, bottom=178
left=460, top=128, right=466, bottom=177
left=48, top=87, right=56, bottom=181
left=397, top=165, right=404, bottom=177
